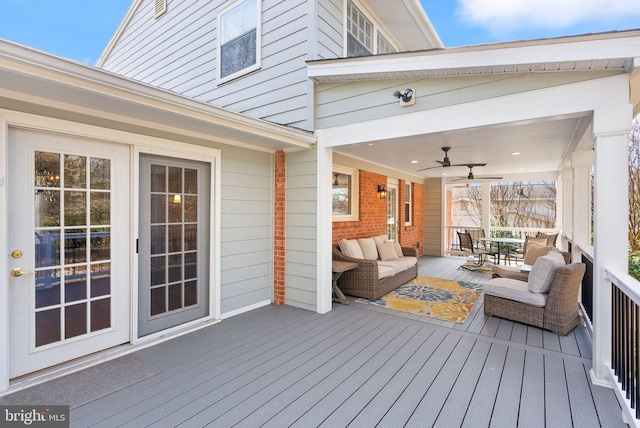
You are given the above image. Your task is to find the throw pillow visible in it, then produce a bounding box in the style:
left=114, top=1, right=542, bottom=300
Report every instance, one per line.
left=393, top=241, right=404, bottom=258
left=378, top=242, right=399, bottom=261
left=528, top=251, right=566, bottom=294
left=338, top=239, right=364, bottom=259
left=373, top=234, right=388, bottom=247
left=523, top=243, right=557, bottom=265
left=358, top=238, right=379, bottom=260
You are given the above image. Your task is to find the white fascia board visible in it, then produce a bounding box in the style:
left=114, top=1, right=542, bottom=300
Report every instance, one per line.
left=308, top=32, right=640, bottom=81
left=96, top=0, right=144, bottom=67
left=0, top=40, right=315, bottom=150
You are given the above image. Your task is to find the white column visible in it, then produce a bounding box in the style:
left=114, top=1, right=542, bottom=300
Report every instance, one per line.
left=316, top=134, right=333, bottom=314
left=572, top=150, right=593, bottom=259
left=591, top=105, right=633, bottom=384
left=481, top=182, right=491, bottom=235
left=558, top=168, right=573, bottom=251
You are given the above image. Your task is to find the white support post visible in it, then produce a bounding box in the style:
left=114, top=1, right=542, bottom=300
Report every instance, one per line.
left=316, top=134, right=333, bottom=314
left=559, top=169, right=573, bottom=251
left=591, top=105, right=633, bottom=385
left=481, top=182, right=491, bottom=236
left=572, top=150, right=593, bottom=260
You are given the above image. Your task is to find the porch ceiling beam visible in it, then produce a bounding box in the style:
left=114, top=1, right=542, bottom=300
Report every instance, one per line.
left=308, top=31, right=640, bottom=82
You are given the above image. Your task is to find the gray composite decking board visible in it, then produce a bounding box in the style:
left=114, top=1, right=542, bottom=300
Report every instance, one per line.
left=489, top=347, right=526, bottom=428
left=118, top=311, right=381, bottom=427
left=431, top=340, right=494, bottom=428
left=544, top=356, right=573, bottom=427
left=518, top=351, right=546, bottom=428
left=64, top=256, right=625, bottom=428
left=71, top=307, right=339, bottom=423
left=342, top=330, right=449, bottom=428
left=564, top=359, right=602, bottom=428
left=200, top=320, right=419, bottom=427
left=460, top=343, right=509, bottom=428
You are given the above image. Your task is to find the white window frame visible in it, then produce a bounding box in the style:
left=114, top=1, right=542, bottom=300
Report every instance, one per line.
left=332, top=165, right=359, bottom=222
left=404, top=182, right=412, bottom=226
left=217, top=0, right=262, bottom=84
left=343, top=0, right=398, bottom=57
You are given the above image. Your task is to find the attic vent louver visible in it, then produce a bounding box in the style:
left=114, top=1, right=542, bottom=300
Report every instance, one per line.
left=154, top=0, right=167, bottom=18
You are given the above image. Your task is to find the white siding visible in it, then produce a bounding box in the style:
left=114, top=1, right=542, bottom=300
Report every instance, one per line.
left=101, top=0, right=312, bottom=130
left=220, top=146, right=274, bottom=314
left=315, top=70, right=624, bottom=129
left=285, top=149, right=318, bottom=311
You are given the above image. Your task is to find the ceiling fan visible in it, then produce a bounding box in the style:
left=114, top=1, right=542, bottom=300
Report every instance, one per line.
left=452, top=165, right=503, bottom=181
left=416, top=147, right=487, bottom=172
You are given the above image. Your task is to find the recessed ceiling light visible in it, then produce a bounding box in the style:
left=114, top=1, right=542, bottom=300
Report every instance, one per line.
left=518, top=167, right=525, bottom=171
left=410, top=160, right=418, bottom=164
left=511, top=152, right=521, bottom=156
left=442, top=172, right=447, bottom=176
left=368, top=143, right=375, bottom=146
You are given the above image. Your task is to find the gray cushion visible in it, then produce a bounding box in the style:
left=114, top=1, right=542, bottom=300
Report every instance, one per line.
left=483, top=278, right=548, bottom=307
left=528, top=252, right=566, bottom=293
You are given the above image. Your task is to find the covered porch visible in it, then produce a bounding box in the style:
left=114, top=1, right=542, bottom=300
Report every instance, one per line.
left=3, top=256, right=624, bottom=427
left=312, top=30, right=640, bottom=424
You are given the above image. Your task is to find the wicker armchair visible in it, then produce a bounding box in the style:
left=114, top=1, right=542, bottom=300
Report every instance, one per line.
left=483, top=262, right=586, bottom=335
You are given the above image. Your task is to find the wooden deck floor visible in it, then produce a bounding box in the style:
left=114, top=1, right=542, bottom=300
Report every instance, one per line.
left=66, top=256, right=625, bottom=427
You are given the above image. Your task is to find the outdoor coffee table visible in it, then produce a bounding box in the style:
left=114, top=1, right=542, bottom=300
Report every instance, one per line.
left=331, top=260, right=358, bottom=305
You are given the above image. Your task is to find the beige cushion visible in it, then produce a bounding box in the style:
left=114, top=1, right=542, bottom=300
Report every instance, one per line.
left=378, top=264, right=396, bottom=279
left=491, top=265, right=528, bottom=281
left=483, top=278, right=548, bottom=307
left=399, top=256, right=417, bottom=268
left=373, top=234, right=388, bottom=247
left=393, top=242, right=404, bottom=258
left=378, top=259, right=408, bottom=274
left=528, top=252, right=566, bottom=294
left=358, top=238, right=378, bottom=260
left=338, top=239, right=363, bottom=259
left=523, top=243, right=557, bottom=265
left=377, top=242, right=399, bottom=261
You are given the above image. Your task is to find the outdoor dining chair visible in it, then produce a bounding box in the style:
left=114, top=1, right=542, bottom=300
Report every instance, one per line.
left=458, top=231, right=498, bottom=265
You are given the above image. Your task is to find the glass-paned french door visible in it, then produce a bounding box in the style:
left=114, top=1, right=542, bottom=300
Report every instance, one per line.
left=138, top=154, right=210, bottom=336
left=9, top=128, right=130, bottom=378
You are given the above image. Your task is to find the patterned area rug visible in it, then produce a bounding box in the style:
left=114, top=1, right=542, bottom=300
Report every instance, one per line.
left=459, top=260, right=495, bottom=274
left=356, top=276, right=482, bottom=323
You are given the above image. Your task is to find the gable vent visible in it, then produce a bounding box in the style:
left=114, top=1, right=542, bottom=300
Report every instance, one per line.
left=154, top=0, right=167, bottom=18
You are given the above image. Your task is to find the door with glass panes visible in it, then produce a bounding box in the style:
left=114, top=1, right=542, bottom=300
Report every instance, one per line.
left=8, top=128, right=130, bottom=378
left=138, top=154, right=210, bottom=336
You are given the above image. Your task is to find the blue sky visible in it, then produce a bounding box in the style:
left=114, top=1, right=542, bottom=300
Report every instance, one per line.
left=0, top=0, right=638, bottom=64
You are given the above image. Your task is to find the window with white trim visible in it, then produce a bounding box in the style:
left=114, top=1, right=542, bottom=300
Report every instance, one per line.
left=218, top=0, right=260, bottom=82
left=346, top=0, right=398, bottom=57
left=332, top=165, right=359, bottom=221
left=404, top=182, right=412, bottom=225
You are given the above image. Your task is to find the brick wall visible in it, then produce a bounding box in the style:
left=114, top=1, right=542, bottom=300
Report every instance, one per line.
left=332, top=170, right=424, bottom=256
left=273, top=150, right=286, bottom=305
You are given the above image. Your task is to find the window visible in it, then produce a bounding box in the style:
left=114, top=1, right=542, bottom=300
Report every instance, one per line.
left=377, top=32, right=396, bottom=54
left=332, top=165, right=359, bottom=221
left=218, top=0, right=260, bottom=82
left=404, top=183, right=412, bottom=225
left=346, top=0, right=397, bottom=57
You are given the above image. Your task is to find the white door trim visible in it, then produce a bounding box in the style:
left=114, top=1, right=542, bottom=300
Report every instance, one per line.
left=0, top=109, right=221, bottom=391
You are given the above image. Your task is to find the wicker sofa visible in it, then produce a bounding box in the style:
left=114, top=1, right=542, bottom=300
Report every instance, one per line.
left=483, top=259, right=586, bottom=335
left=332, top=235, right=418, bottom=300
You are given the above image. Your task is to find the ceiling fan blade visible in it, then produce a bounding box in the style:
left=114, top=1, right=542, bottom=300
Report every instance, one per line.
left=416, top=165, right=446, bottom=172
left=451, top=175, right=503, bottom=181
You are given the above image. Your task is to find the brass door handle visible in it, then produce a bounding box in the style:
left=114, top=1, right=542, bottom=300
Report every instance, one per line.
left=10, top=268, right=26, bottom=277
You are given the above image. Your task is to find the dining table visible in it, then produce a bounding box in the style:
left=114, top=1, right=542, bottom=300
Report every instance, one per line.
left=477, top=237, right=525, bottom=265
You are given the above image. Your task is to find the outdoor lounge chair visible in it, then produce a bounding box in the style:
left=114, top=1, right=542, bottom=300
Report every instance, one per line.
left=484, top=260, right=586, bottom=335
left=458, top=231, right=498, bottom=265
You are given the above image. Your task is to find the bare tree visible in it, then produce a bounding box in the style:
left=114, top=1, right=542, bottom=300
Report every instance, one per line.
left=629, top=116, right=640, bottom=251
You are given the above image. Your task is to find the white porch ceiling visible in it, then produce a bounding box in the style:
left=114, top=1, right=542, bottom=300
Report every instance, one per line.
left=333, top=113, right=592, bottom=182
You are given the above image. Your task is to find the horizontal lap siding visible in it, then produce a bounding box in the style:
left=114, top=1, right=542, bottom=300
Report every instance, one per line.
left=315, top=71, right=623, bottom=129
left=220, top=146, right=274, bottom=315
left=286, top=149, right=318, bottom=311
left=317, top=0, right=343, bottom=59
left=424, top=178, right=443, bottom=257
left=102, top=0, right=312, bottom=131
